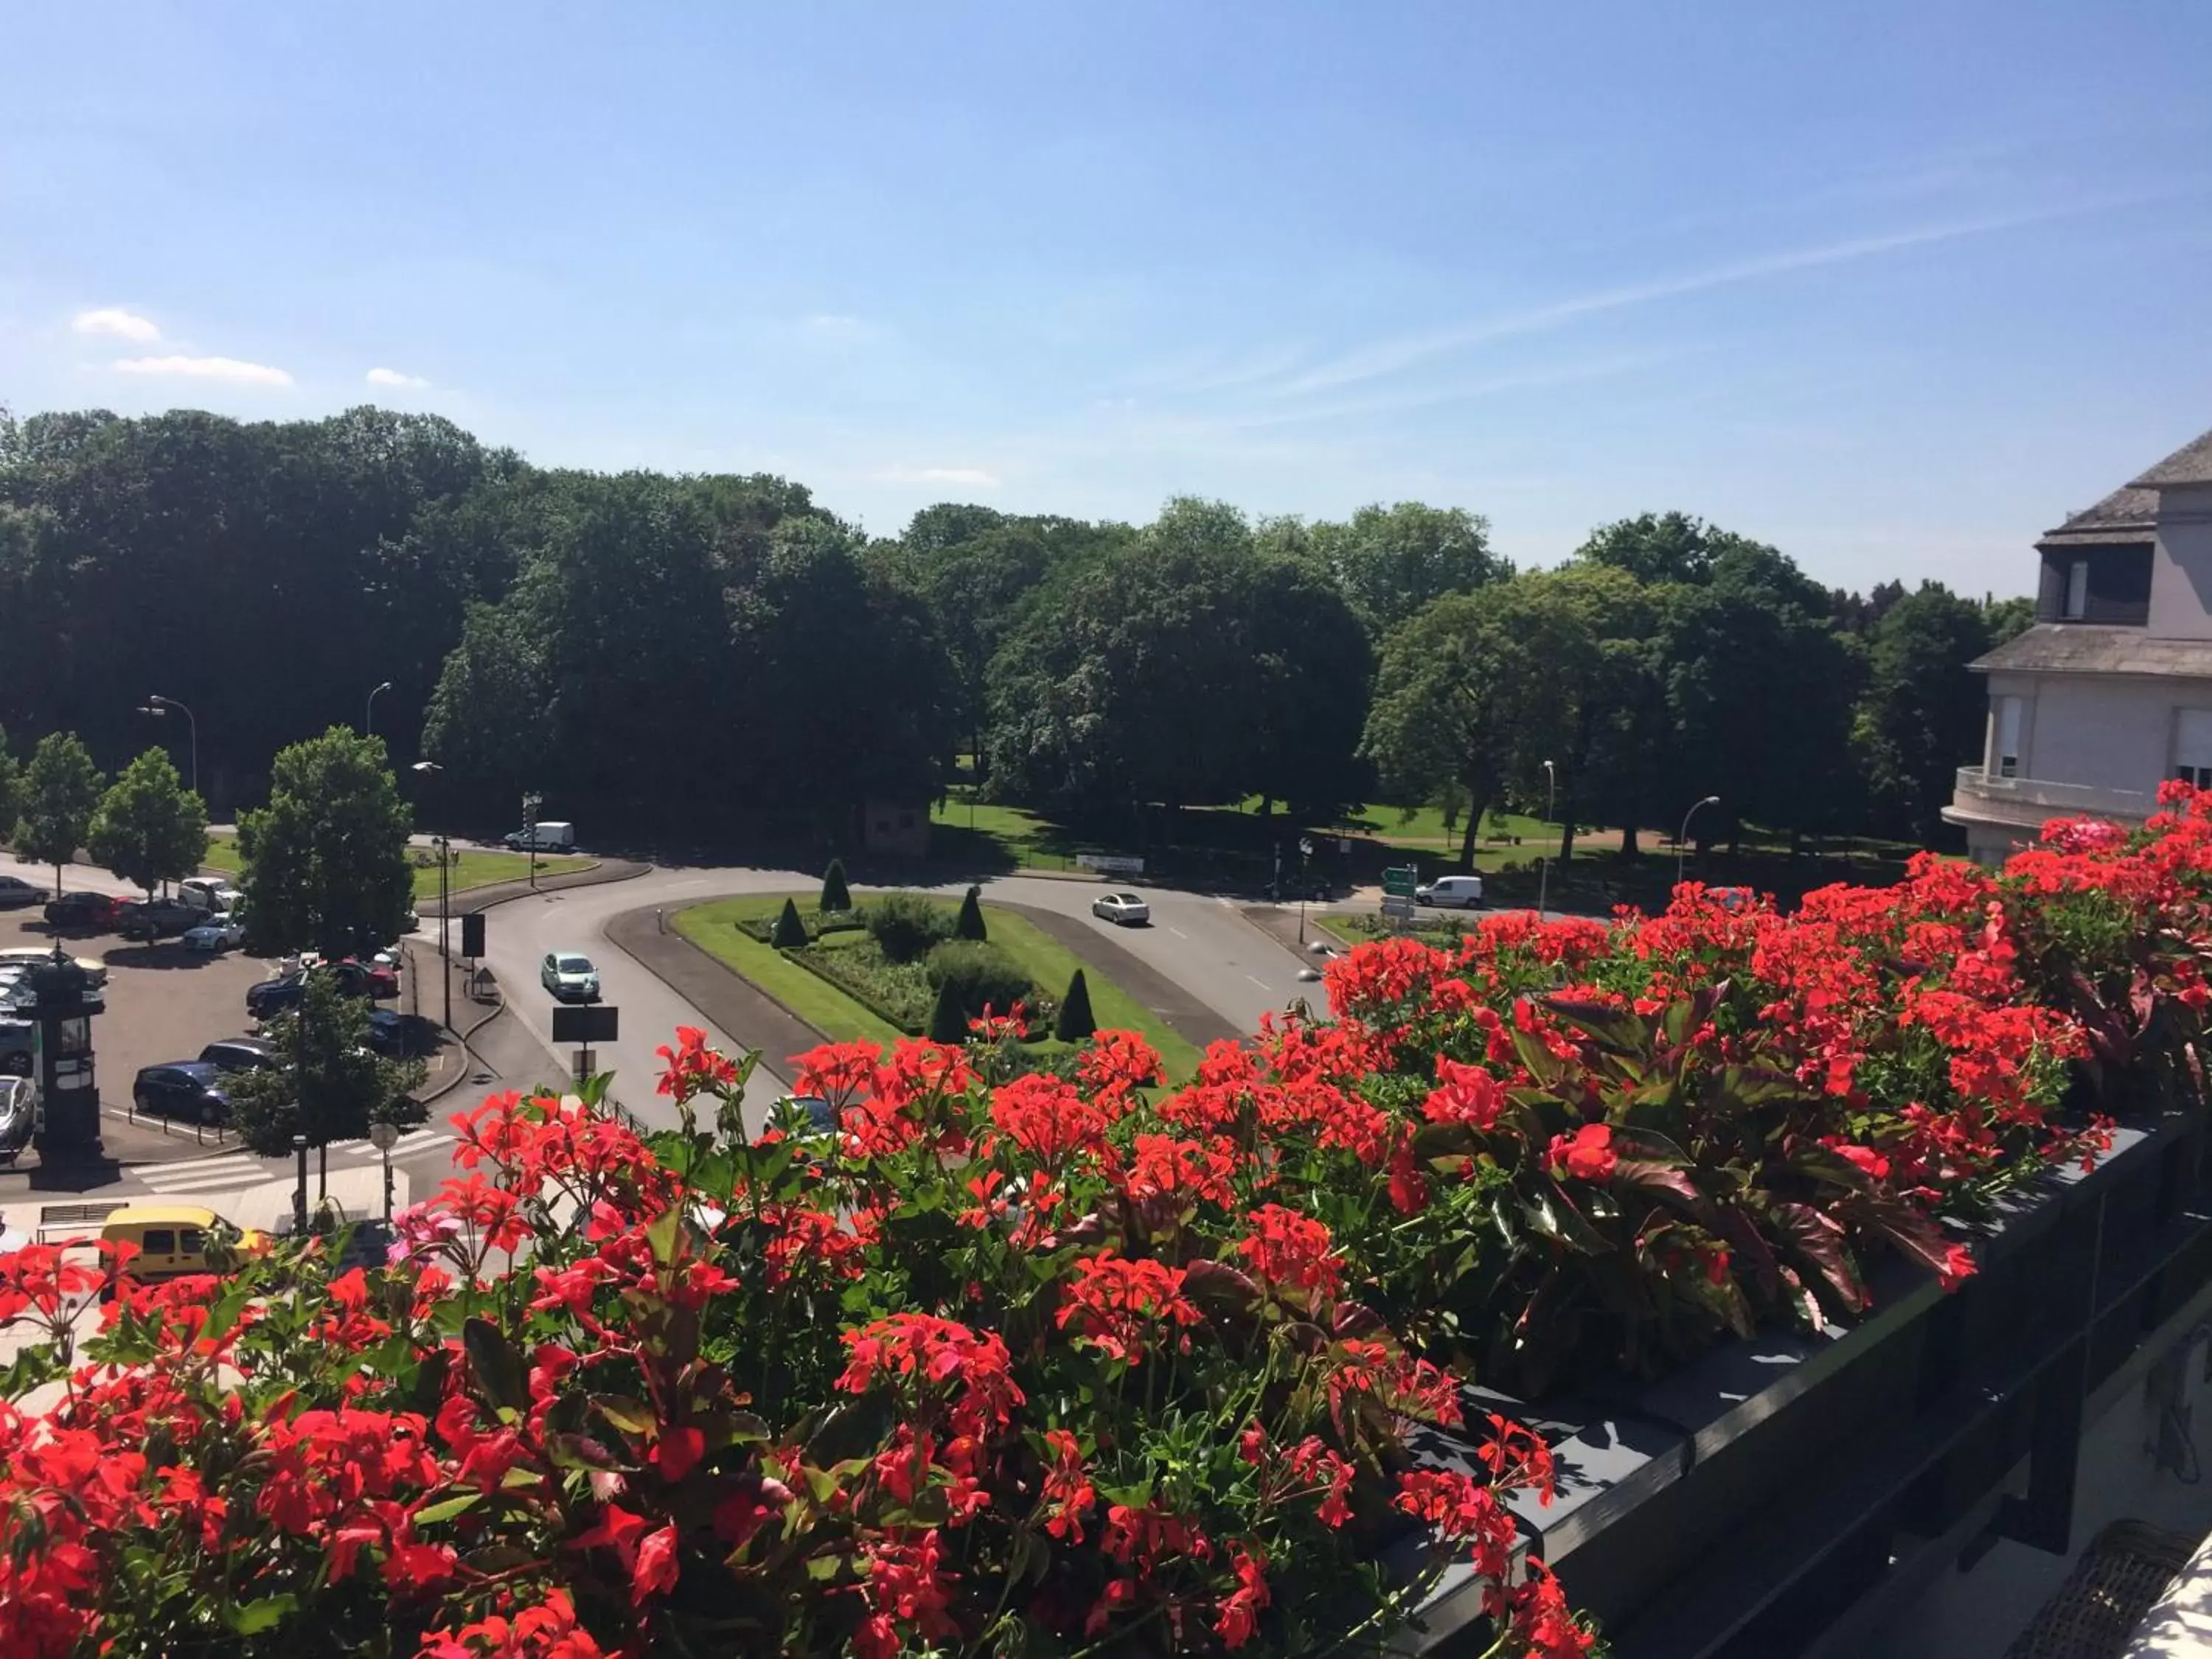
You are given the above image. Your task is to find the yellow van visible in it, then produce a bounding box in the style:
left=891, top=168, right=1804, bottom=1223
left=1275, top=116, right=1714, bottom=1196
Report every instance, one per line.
left=98, top=1204, right=267, bottom=1281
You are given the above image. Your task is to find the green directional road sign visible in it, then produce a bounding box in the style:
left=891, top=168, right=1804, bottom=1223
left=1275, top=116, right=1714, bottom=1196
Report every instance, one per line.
left=1382, top=866, right=1418, bottom=898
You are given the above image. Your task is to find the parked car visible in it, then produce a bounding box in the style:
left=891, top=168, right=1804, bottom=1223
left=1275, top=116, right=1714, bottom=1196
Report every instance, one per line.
left=199, top=1037, right=278, bottom=1074
left=1091, top=891, right=1152, bottom=926
left=0, top=875, right=42, bottom=910
left=181, top=912, right=248, bottom=953
left=178, top=877, right=243, bottom=913
left=246, top=958, right=394, bottom=1019
left=43, top=891, right=123, bottom=932
left=540, top=951, right=600, bottom=1002
left=1413, top=874, right=1484, bottom=909
left=0, top=1075, right=41, bottom=1161
left=132, top=1061, right=231, bottom=1126
left=0, top=1018, right=31, bottom=1076
left=116, top=897, right=204, bottom=941
left=0, top=947, right=108, bottom=987
left=505, top=821, right=577, bottom=852
left=365, top=1008, right=420, bottom=1057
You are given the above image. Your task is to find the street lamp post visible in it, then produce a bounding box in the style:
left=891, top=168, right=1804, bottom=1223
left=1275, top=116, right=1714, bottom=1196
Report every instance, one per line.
left=365, top=681, right=394, bottom=736
left=369, top=1119, right=400, bottom=1224
left=140, top=695, right=197, bottom=796
left=1297, top=836, right=1314, bottom=947
left=291, top=1133, right=308, bottom=1237
left=522, top=791, right=543, bottom=891
left=1678, top=796, right=1722, bottom=889
left=411, top=762, right=453, bottom=1031
left=1537, top=759, right=1557, bottom=923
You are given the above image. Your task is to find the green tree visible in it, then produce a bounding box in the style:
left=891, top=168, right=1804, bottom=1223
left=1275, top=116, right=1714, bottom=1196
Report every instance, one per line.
left=1360, top=579, right=1596, bottom=869
left=771, top=897, right=808, bottom=949
left=1982, top=593, right=2036, bottom=646
left=954, top=885, right=987, bottom=942
left=1300, top=502, right=1508, bottom=636
left=1054, top=967, right=1096, bottom=1043
left=229, top=970, right=426, bottom=1157
left=417, top=600, right=554, bottom=812
left=1851, top=582, right=1995, bottom=841
left=88, top=747, right=209, bottom=896
left=237, top=728, right=413, bottom=959
left=1572, top=510, right=1773, bottom=587
left=927, top=975, right=967, bottom=1044
left=0, top=726, right=21, bottom=847
left=821, top=859, right=852, bottom=914
left=15, top=731, right=103, bottom=895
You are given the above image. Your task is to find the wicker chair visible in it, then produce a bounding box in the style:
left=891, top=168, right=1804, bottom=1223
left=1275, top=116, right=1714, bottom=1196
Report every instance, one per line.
left=2003, top=1520, right=2199, bottom=1659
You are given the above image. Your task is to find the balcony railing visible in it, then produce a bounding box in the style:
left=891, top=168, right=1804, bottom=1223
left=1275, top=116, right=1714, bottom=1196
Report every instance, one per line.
left=1947, top=766, right=2155, bottom=827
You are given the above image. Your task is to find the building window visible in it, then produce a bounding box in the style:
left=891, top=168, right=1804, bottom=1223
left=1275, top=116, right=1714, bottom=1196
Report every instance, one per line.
left=2175, top=710, right=2212, bottom=792
left=1992, top=696, right=2024, bottom=779
left=2064, top=558, right=2089, bottom=620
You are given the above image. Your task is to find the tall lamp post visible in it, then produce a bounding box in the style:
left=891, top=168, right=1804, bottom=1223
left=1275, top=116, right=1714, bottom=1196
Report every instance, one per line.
left=365, top=680, right=394, bottom=736
left=411, top=762, right=453, bottom=1031
left=1296, top=836, right=1314, bottom=947
left=521, top=791, right=543, bottom=891
left=1678, top=796, right=1722, bottom=889
left=1537, top=759, right=1557, bottom=923
left=369, top=1119, right=400, bottom=1224
left=139, top=695, right=198, bottom=796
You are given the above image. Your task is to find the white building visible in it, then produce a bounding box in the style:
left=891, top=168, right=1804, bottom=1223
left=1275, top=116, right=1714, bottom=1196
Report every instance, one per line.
left=1945, top=426, right=2212, bottom=863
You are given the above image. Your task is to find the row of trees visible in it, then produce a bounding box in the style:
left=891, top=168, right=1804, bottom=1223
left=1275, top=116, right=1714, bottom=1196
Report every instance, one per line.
left=0, top=726, right=209, bottom=897
left=0, top=405, right=2029, bottom=854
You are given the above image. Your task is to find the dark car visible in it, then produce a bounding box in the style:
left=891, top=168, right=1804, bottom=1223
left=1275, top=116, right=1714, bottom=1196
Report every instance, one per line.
left=0, top=1018, right=32, bottom=1077
left=199, top=1037, right=279, bottom=1074
left=133, top=1062, right=230, bottom=1125
left=365, top=1009, right=431, bottom=1058
left=116, top=897, right=205, bottom=942
left=246, top=959, right=389, bottom=1020
left=0, top=875, right=42, bottom=910
left=44, top=891, right=123, bottom=932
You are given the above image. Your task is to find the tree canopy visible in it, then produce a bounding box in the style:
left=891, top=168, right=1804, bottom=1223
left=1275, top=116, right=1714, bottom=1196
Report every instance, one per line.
left=88, top=747, right=208, bottom=896
left=237, top=728, right=414, bottom=959
left=15, top=731, right=103, bottom=894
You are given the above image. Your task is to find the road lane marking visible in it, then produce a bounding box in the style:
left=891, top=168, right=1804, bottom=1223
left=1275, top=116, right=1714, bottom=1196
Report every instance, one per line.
left=1245, top=974, right=1271, bottom=990
left=1168, top=927, right=1187, bottom=939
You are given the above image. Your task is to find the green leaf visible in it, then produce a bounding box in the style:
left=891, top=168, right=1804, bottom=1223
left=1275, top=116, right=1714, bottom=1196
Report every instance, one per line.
left=225, top=1594, right=300, bottom=1635
left=644, top=1206, right=682, bottom=1267
left=1540, top=995, right=1652, bottom=1058
left=592, top=1394, right=656, bottom=1436
left=462, top=1317, right=526, bottom=1412
left=413, top=1491, right=484, bottom=1526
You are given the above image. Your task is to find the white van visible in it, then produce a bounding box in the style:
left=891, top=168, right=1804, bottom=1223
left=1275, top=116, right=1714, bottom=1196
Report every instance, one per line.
left=504, top=821, right=576, bottom=852
left=178, top=877, right=242, bottom=914
left=1414, top=874, right=1484, bottom=909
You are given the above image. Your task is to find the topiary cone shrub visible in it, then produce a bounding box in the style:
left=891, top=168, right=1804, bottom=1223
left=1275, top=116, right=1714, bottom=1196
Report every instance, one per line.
left=1054, top=966, right=1096, bottom=1041
left=955, top=883, right=988, bottom=941
left=927, top=974, right=968, bottom=1043
left=770, top=896, right=808, bottom=949
left=821, top=858, right=852, bottom=914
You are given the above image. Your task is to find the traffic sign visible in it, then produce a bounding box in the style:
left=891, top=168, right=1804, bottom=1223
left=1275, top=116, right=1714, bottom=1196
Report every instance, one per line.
left=1382, top=866, right=1418, bottom=898
left=1380, top=895, right=1417, bottom=926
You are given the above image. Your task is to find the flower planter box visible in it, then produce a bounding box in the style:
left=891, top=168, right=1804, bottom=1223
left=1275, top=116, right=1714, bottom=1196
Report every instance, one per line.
left=1404, top=1108, right=2212, bottom=1658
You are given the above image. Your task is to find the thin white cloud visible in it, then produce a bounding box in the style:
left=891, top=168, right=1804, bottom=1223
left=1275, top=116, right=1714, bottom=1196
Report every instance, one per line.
left=801, top=313, right=866, bottom=341
left=1278, top=196, right=2155, bottom=397
left=366, top=366, right=430, bottom=389
left=72, top=307, right=159, bottom=341
left=880, top=465, right=1001, bottom=489
left=112, top=355, right=293, bottom=387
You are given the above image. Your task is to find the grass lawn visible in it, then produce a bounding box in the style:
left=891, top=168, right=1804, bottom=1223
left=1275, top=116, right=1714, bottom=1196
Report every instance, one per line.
left=200, top=839, right=591, bottom=901
left=673, top=892, right=1204, bottom=1082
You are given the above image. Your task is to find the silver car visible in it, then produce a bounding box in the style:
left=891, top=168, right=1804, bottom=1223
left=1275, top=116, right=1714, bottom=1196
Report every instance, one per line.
left=182, top=913, right=248, bottom=953
left=1091, top=891, right=1151, bottom=926
left=540, top=951, right=601, bottom=1002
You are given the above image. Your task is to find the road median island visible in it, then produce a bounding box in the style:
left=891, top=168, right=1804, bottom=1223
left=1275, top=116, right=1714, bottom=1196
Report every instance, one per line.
left=658, top=893, right=1214, bottom=1082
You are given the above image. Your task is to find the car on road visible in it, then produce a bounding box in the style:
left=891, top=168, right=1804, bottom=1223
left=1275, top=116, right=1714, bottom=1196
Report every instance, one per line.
left=0, top=875, right=42, bottom=910
left=99, top=1204, right=265, bottom=1283
left=132, top=1061, right=232, bottom=1126
left=1413, top=874, right=1484, bottom=910
left=199, top=1037, right=278, bottom=1074
left=44, top=891, right=124, bottom=932
left=505, top=821, right=577, bottom=852
left=1091, top=891, right=1151, bottom=926
left=116, top=897, right=205, bottom=941
left=540, top=951, right=601, bottom=1002
left=0, top=947, right=109, bottom=987
left=181, top=912, right=248, bottom=953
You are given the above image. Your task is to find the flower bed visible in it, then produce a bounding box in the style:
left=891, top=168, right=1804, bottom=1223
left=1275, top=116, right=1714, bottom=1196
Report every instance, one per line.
left=2, top=786, right=2207, bottom=1656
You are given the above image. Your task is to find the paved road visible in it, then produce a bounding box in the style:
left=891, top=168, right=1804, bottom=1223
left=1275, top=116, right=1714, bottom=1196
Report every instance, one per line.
left=477, top=865, right=1318, bottom=1127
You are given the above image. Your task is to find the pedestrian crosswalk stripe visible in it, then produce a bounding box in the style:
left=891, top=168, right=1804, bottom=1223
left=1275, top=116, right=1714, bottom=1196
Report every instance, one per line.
left=133, top=1153, right=288, bottom=1194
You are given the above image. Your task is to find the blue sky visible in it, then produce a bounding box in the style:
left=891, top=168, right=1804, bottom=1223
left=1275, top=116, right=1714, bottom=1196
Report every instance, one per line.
left=4, top=2, right=2208, bottom=594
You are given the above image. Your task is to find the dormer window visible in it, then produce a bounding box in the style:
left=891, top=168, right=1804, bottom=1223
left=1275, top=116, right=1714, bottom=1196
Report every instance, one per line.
left=2063, top=559, right=2088, bottom=620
